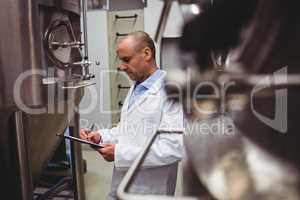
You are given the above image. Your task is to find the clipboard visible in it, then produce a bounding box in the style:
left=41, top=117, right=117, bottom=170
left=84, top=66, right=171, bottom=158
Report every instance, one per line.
left=58, top=134, right=104, bottom=148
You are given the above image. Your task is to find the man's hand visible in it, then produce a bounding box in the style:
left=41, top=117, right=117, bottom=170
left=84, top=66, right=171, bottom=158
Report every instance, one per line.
left=97, top=143, right=115, bottom=162
left=80, top=128, right=101, bottom=144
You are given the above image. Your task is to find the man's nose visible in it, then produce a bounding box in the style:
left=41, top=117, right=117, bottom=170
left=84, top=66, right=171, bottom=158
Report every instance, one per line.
left=118, top=64, right=127, bottom=71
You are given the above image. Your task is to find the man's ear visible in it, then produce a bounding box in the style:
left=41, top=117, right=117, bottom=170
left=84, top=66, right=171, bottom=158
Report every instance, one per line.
left=144, top=47, right=152, bottom=61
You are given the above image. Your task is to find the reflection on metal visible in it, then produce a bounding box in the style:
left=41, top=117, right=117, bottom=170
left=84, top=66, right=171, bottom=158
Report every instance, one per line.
left=81, top=0, right=89, bottom=58
left=15, top=111, right=34, bottom=200
left=51, top=41, right=84, bottom=48
left=0, top=0, right=89, bottom=199
left=42, top=0, right=96, bottom=84
left=26, top=90, right=84, bottom=184
left=81, top=0, right=90, bottom=78
left=43, top=19, right=95, bottom=81
left=160, top=37, right=182, bottom=72
left=35, top=177, right=73, bottom=199
left=178, top=3, right=201, bottom=21
left=117, top=129, right=197, bottom=200
left=165, top=70, right=300, bottom=99
left=44, top=19, right=83, bottom=69
left=61, top=81, right=96, bottom=89
left=102, top=0, right=146, bottom=11
left=165, top=0, right=300, bottom=199
left=39, top=0, right=81, bottom=14
left=70, top=112, right=86, bottom=200
left=154, top=0, right=173, bottom=44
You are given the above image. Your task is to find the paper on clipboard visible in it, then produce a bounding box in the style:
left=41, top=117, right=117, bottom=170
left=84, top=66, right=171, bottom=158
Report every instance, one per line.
left=58, top=134, right=104, bottom=148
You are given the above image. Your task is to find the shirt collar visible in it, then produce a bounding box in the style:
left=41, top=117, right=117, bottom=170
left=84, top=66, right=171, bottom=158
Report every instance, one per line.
left=136, top=68, right=162, bottom=90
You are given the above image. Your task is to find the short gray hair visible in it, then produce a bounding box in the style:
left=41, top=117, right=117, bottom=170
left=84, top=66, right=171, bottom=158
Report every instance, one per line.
left=127, top=31, right=156, bottom=59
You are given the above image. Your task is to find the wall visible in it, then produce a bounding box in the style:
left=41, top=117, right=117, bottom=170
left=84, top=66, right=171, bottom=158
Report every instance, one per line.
left=79, top=10, right=112, bottom=130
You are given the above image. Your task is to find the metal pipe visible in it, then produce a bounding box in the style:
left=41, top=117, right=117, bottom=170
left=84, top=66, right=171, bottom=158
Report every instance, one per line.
left=117, top=129, right=197, bottom=200
left=81, top=0, right=89, bottom=59
left=61, top=82, right=96, bottom=89
left=81, top=0, right=90, bottom=77
left=70, top=112, right=86, bottom=200
left=154, top=0, right=173, bottom=44
left=15, top=111, right=34, bottom=200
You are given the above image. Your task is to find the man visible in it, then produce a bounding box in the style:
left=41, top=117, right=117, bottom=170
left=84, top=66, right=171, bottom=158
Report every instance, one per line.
left=80, top=31, right=184, bottom=199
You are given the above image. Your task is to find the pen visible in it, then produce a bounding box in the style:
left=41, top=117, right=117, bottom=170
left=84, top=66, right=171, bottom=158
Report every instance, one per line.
left=87, top=123, right=95, bottom=133
left=87, top=123, right=101, bottom=149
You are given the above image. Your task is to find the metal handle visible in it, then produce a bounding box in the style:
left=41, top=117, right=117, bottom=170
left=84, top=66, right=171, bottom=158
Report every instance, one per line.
left=118, top=84, right=130, bottom=89
left=51, top=41, right=84, bottom=49
left=116, top=32, right=129, bottom=37
left=115, top=14, right=138, bottom=20
left=143, top=0, right=148, bottom=7
left=62, top=82, right=95, bottom=89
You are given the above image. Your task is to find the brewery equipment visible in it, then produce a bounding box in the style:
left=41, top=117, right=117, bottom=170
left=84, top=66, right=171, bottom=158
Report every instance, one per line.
left=0, top=0, right=94, bottom=199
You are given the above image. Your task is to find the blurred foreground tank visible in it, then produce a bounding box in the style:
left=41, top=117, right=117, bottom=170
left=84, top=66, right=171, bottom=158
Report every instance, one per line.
left=165, top=0, right=300, bottom=199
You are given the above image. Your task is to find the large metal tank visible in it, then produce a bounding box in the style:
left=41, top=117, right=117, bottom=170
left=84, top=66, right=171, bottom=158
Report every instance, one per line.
left=0, top=0, right=89, bottom=199
left=176, top=0, right=300, bottom=199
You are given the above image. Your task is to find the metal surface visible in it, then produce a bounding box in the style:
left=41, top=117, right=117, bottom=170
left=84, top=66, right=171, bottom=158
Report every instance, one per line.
left=15, top=111, right=34, bottom=200
left=117, top=129, right=197, bottom=200
left=154, top=0, right=173, bottom=44
left=165, top=71, right=300, bottom=95
left=42, top=1, right=95, bottom=81
left=106, top=0, right=145, bottom=11
left=40, top=0, right=81, bottom=14
left=44, top=19, right=82, bottom=70
left=81, top=0, right=90, bottom=77
left=0, top=0, right=43, bottom=108
left=61, top=82, right=96, bottom=89
left=81, top=0, right=89, bottom=58
left=26, top=90, right=83, bottom=182
left=165, top=0, right=300, bottom=199
left=160, top=37, right=182, bottom=72
left=70, top=112, right=86, bottom=200
left=0, top=0, right=88, bottom=199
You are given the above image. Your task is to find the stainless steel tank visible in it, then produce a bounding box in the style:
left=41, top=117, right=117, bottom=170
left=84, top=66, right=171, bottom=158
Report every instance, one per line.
left=174, top=0, right=300, bottom=199
left=0, top=0, right=89, bottom=199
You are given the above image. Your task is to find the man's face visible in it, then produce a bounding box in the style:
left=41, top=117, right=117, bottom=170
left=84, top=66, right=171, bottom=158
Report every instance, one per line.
left=116, top=39, right=148, bottom=82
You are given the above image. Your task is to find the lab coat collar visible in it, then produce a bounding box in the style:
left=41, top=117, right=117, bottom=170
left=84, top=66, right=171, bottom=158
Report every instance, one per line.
left=124, top=70, right=166, bottom=116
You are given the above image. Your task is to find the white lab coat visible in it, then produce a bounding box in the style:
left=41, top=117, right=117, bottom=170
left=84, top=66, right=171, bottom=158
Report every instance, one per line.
left=98, top=71, right=184, bottom=199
